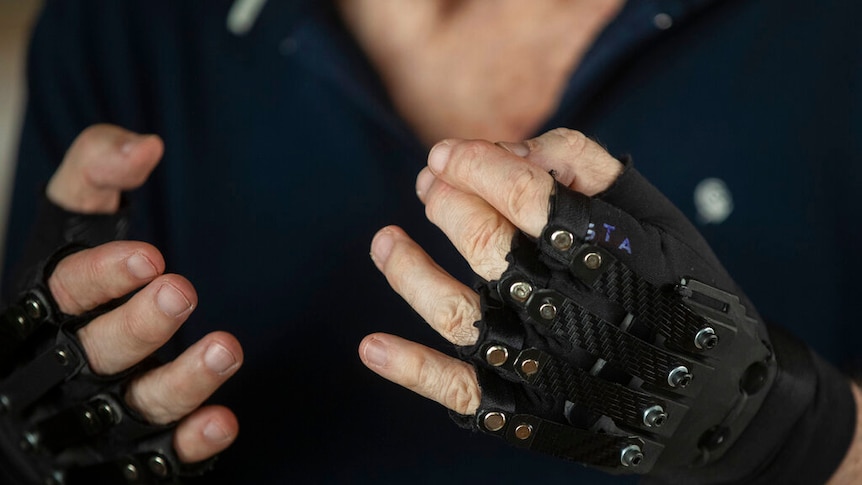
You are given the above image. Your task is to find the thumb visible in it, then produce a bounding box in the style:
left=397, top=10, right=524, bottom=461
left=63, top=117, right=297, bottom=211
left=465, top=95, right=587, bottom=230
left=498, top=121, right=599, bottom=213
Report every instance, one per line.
left=46, top=124, right=163, bottom=213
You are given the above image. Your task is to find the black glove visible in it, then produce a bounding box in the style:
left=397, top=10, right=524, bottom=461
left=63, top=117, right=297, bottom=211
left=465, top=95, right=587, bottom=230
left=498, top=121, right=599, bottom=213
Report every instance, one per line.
left=453, top=164, right=855, bottom=484
left=0, top=246, right=213, bottom=484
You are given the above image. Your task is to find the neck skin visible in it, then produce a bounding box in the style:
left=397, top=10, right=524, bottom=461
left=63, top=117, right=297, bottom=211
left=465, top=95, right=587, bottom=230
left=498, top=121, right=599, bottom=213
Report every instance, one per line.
left=337, top=0, right=625, bottom=145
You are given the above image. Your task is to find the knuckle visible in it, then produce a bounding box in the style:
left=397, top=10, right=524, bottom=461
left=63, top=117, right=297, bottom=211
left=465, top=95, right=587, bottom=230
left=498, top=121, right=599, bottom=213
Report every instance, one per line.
left=549, top=128, right=590, bottom=155
left=121, top=307, right=165, bottom=348
left=430, top=292, right=479, bottom=345
left=451, top=139, right=493, bottom=170
left=440, top=363, right=480, bottom=414
left=412, top=357, right=478, bottom=414
left=504, top=168, right=544, bottom=224
left=462, top=213, right=509, bottom=277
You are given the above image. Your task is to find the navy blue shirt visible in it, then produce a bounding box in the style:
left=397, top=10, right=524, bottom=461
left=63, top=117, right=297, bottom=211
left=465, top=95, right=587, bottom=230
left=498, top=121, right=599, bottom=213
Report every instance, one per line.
left=4, top=0, right=861, bottom=483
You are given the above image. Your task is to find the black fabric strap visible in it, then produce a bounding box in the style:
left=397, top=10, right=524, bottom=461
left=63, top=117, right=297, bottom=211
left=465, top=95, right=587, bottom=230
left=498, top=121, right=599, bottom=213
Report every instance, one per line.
left=4, top=194, right=129, bottom=300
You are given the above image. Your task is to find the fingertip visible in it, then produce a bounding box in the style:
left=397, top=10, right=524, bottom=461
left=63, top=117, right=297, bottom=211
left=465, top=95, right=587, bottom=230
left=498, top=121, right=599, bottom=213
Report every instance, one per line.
left=174, top=406, right=239, bottom=463
left=370, top=226, right=398, bottom=269
left=428, top=139, right=454, bottom=174
left=415, top=167, right=436, bottom=201
left=359, top=333, right=391, bottom=369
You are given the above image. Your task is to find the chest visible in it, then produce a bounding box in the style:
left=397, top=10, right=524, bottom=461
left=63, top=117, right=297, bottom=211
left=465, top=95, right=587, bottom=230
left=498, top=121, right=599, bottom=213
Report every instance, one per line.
left=336, top=0, right=624, bottom=144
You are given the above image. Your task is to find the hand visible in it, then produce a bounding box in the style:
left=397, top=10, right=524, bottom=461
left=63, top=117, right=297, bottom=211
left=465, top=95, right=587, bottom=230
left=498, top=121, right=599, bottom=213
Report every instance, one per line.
left=43, top=124, right=242, bottom=463
left=47, top=123, right=163, bottom=214
left=362, top=128, right=621, bottom=415
left=50, top=241, right=242, bottom=463
left=362, top=128, right=862, bottom=482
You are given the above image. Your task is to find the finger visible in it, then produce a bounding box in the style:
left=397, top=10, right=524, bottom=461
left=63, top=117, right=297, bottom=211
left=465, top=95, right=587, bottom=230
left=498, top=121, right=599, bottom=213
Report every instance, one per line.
left=76, top=273, right=196, bottom=375
left=359, top=332, right=480, bottom=415
left=427, top=138, right=553, bottom=237
left=499, top=128, right=623, bottom=195
left=173, top=405, right=239, bottom=463
left=125, top=331, right=243, bottom=425
left=48, top=241, right=166, bottom=315
left=427, top=128, right=623, bottom=237
left=47, top=124, right=163, bottom=213
left=371, top=225, right=480, bottom=346
left=417, top=167, right=513, bottom=280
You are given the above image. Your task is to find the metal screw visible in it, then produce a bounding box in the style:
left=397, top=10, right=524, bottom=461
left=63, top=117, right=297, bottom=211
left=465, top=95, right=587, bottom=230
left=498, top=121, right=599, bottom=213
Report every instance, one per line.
left=122, top=463, right=139, bottom=481
left=583, top=251, right=603, bottom=270
left=550, top=230, right=574, bottom=251
left=509, top=281, right=533, bottom=303
left=97, top=401, right=116, bottom=424
left=514, top=423, right=533, bottom=440
left=82, top=410, right=95, bottom=427
left=539, top=303, right=557, bottom=320
left=642, top=405, right=668, bottom=428
left=483, top=412, right=506, bottom=432
left=485, top=346, right=509, bottom=367
left=620, top=444, right=644, bottom=467
left=55, top=349, right=69, bottom=366
left=148, top=455, right=169, bottom=478
left=668, top=366, right=692, bottom=388
left=24, top=298, right=43, bottom=320
left=520, top=359, right=540, bottom=376
left=694, top=327, right=719, bottom=350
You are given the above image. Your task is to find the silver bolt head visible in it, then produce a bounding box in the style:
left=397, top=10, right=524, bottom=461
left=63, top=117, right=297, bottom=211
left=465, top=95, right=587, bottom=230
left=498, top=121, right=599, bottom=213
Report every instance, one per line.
left=520, top=359, right=540, bottom=376
left=123, top=463, right=139, bottom=481
left=694, top=327, right=719, bottom=350
left=24, top=298, right=43, bottom=319
left=148, top=455, right=170, bottom=478
left=485, top=346, right=509, bottom=367
left=539, top=303, right=557, bottom=320
left=551, top=230, right=574, bottom=251
left=483, top=412, right=506, bottom=432
left=514, top=423, right=533, bottom=440
left=54, top=349, right=69, bottom=366
left=97, top=402, right=116, bottom=424
left=668, top=366, right=693, bottom=388
left=620, top=444, right=644, bottom=467
left=642, top=405, right=668, bottom=428
left=583, top=251, right=603, bottom=270
left=509, top=281, right=533, bottom=303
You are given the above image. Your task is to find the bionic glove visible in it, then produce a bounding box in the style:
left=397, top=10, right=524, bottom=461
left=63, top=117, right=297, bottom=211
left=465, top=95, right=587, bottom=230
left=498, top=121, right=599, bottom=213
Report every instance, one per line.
left=0, top=247, right=212, bottom=484
left=453, top=163, right=855, bottom=484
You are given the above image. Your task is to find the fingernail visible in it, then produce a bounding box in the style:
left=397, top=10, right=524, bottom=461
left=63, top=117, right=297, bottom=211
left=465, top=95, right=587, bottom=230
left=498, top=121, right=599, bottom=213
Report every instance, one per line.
left=370, top=229, right=394, bottom=268
left=126, top=253, right=158, bottom=279
left=415, top=168, right=435, bottom=199
left=204, top=343, right=238, bottom=375
left=364, top=338, right=389, bottom=367
left=427, top=141, right=452, bottom=174
left=156, top=283, right=192, bottom=317
left=495, top=141, right=531, bottom=157
left=203, top=420, right=232, bottom=443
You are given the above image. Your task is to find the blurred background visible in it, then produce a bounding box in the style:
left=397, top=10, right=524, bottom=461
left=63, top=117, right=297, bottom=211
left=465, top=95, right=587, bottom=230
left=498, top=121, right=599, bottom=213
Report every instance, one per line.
left=0, top=0, right=43, bottom=277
